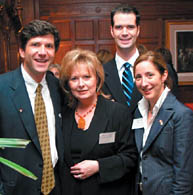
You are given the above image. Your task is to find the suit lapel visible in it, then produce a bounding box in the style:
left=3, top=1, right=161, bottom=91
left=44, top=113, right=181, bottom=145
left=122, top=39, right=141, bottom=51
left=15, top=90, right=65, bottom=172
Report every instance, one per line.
left=46, top=73, right=64, bottom=160
left=46, top=73, right=62, bottom=120
left=133, top=109, right=144, bottom=153
left=10, top=68, right=42, bottom=154
left=63, top=96, right=109, bottom=164
left=143, top=94, right=174, bottom=153
left=104, top=59, right=142, bottom=112
left=63, top=108, right=74, bottom=166
left=81, top=96, right=108, bottom=158
left=129, top=85, right=142, bottom=113
left=104, top=59, right=127, bottom=105
left=135, top=128, right=144, bottom=153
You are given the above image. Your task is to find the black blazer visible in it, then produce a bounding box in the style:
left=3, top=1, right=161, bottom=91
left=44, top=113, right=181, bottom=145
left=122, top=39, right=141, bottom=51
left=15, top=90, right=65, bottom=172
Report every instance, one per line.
left=0, top=67, right=64, bottom=195
left=62, top=95, right=138, bottom=195
left=102, top=59, right=142, bottom=115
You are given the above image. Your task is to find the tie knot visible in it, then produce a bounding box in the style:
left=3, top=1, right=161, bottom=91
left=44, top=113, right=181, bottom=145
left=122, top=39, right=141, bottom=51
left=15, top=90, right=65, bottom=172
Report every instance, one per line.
left=124, top=62, right=131, bottom=69
left=36, top=84, right=43, bottom=94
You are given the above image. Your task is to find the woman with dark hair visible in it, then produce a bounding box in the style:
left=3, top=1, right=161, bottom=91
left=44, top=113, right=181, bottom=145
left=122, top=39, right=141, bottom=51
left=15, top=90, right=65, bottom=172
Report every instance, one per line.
left=133, top=51, right=193, bottom=195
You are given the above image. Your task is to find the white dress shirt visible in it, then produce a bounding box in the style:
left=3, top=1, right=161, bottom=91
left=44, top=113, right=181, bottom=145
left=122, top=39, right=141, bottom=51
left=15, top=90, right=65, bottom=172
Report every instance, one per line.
left=115, top=49, right=139, bottom=83
left=138, top=87, right=170, bottom=174
left=21, top=65, right=58, bottom=167
left=138, top=86, right=170, bottom=147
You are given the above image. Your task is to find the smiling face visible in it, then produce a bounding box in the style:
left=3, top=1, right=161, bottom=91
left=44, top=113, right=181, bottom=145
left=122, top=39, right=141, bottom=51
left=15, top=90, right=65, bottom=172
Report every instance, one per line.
left=68, top=63, right=98, bottom=104
left=135, top=60, right=168, bottom=107
left=111, top=12, right=140, bottom=54
left=19, top=34, right=55, bottom=82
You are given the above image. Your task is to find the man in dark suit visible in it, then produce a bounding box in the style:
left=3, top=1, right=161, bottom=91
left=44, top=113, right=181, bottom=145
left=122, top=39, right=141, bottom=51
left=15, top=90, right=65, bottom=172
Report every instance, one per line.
left=0, top=20, right=64, bottom=195
left=102, top=5, right=142, bottom=195
left=103, top=5, right=142, bottom=114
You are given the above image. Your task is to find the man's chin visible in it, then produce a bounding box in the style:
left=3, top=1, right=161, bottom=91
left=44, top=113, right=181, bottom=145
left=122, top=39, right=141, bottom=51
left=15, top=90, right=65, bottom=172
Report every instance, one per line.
left=36, top=65, right=49, bottom=72
left=119, top=44, right=132, bottom=49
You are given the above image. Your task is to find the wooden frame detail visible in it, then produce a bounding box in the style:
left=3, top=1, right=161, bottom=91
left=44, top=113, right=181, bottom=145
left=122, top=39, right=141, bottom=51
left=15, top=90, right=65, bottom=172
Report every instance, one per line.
left=165, top=20, right=193, bottom=85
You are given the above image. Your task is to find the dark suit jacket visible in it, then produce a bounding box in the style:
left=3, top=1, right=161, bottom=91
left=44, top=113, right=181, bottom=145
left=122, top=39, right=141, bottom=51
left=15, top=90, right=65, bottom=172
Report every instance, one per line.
left=102, top=59, right=142, bottom=115
left=62, top=95, right=138, bottom=195
left=166, top=63, right=178, bottom=96
left=0, top=67, right=64, bottom=195
left=133, top=92, right=193, bottom=195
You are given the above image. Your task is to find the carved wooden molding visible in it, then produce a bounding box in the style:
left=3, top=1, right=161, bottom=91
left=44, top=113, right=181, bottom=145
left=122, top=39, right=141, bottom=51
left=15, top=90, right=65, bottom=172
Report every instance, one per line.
left=0, top=0, right=22, bottom=72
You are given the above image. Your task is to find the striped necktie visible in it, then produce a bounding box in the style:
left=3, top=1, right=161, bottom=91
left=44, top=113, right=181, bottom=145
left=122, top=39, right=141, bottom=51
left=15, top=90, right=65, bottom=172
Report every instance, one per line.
left=122, top=62, right=134, bottom=106
left=34, top=84, right=55, bottom=195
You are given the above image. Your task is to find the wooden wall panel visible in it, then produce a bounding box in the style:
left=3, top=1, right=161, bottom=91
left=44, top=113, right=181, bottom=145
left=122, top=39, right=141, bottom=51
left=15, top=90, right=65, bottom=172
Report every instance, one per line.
left=98, top=19, right=112, bottom=40
left=21, top=0, right=38, bottom=24
left=177, top=86, right=193, bottom=103
left=38, top=0, right=193, bottom=57
left=1, top=0, right=193, bottom=102
left=75, top=20, right=94, bottom=40
left=53, top=20, right=72, bottom=41
left=138, top=19, right=163, bottom=50
left=55, top=42, right=73, bottom=64
left=9, top=44, right=20, bottom=71
left=48, top=16, right=116, bottom=58
left=0, top=34, right=5, bottom=73
left=37, top=0, right=193, bottom=103
left=98, top=43, right=116, bottom=55
left=75, top=44, right=95, bottom=51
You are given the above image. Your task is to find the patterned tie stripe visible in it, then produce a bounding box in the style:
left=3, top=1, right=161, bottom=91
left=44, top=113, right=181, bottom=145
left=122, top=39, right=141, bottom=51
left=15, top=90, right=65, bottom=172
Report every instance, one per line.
left=122, top=62, right=134, bottom=106
left=34, top=84, right=55, bottom=195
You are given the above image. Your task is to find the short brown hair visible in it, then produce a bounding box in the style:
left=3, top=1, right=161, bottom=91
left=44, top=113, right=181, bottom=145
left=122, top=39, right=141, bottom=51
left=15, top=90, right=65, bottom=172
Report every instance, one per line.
left=19, top=19, right=60, bottom=51
left=111, top=5, right=140, bottom=27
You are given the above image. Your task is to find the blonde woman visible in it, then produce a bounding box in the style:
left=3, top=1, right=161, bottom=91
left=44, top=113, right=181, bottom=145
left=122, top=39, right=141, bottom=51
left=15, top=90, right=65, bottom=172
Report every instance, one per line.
left=60, top=48, right=138, bottom=195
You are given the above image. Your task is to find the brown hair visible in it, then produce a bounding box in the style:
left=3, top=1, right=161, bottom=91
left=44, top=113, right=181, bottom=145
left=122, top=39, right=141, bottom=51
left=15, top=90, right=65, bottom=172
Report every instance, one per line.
left=133, top=50, right=172, bottom=89
left=111, top=5, right=140, bottom=27
left=19, top=19, right=60, bottom=51
left=60, top=48, right=105, bottom=107
left=96, top=49, right=113, bottom=64
left=137, top=44, right=148, bottom=55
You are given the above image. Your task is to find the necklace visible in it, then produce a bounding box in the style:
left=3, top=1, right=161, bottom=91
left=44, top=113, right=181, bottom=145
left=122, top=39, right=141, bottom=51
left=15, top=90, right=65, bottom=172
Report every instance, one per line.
left=75, top=103, right=96, bottom=130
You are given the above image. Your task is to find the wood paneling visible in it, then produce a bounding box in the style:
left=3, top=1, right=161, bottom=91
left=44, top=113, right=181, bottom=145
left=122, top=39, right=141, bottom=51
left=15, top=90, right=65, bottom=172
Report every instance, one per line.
left=21, top=0, right=38, bottom=24
left=75, top=20, right=94, bottom=40
left=98, top=19, right=112, bottom=40
left=54, top=20, right=72, bottom=41
left=9, top=44, right=20, bottom=71
left=0, top=0, right=193, bottom=102
left=177, top=85, right=193, bottom=103
left=48, top=16, right=115, bottom=59
left=55, top=42, right=73, bottom=64
left=38, top=0, right=193, bottom=103
left=0, top=34, right=5, bottom=73
left=39, top=0, right=193, bottom=61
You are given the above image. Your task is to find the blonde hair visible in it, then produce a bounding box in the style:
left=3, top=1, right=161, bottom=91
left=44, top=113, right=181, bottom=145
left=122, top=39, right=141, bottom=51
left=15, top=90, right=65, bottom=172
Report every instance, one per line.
left=60, top=48, right=105, bottom=107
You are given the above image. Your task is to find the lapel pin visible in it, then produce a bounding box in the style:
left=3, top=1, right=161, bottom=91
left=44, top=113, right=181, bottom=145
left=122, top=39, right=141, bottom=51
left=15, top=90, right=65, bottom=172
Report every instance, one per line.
left=159, top=120, right=163, bottom=126
left=19, top=108, right=23, bottom=113
left=58, top=113, right=62, bottom=118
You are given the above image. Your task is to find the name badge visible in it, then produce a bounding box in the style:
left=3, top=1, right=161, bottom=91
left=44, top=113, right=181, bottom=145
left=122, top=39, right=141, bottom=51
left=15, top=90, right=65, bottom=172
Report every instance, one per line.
left=132, top=118, right=144, bottom=129
left=99, top=132, right=116, bottom=144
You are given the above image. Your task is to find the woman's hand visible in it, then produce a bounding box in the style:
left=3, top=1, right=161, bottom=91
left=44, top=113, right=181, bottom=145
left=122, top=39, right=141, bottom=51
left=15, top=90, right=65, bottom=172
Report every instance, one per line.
left=70, top=160, right=99, bottom=180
